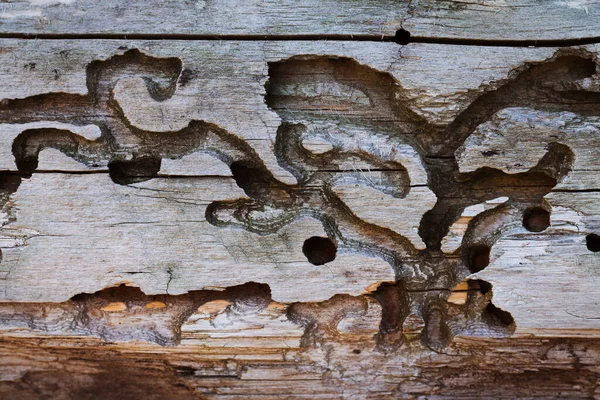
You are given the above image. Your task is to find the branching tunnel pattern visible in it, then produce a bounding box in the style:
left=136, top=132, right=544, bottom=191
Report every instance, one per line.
left=0, top=48, right=597, bottom=349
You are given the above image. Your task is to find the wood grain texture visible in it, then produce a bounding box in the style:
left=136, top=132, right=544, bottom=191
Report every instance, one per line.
left=0, top=0, right=598, bottom=41
left=1, top=335, right=599, bottom=399
left=0, top=39, right=599, bottom=398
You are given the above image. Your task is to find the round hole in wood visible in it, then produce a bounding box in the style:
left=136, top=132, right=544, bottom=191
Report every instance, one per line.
left=394, top=28, right=411, bottom=45
left=586, top=233, right=600, bottom=252
left=466, top=245, right=490, bottom=273
left=302, top=236, right=337, bottom=265
left=523, top=207, right=550, bottom=232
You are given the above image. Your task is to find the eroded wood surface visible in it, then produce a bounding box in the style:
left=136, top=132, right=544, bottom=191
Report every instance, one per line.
left=0, top=40, right=600, bottom=398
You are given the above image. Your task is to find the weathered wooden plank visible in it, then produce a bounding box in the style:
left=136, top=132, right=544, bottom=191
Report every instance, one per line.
left=0, top=39, right=553, bottom=303
left=0, top=41, right=599, bottom=397
left=0, top=335, right=599, bottom=399
left=0, top=1, right=598, bottom=41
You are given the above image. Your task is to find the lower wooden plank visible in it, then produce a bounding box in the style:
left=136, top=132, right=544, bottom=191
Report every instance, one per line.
left=0, top=335, right=598, bottom=399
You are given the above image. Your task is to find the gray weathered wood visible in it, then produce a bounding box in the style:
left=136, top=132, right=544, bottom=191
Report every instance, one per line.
left=0, top=0, right=598, bottom=41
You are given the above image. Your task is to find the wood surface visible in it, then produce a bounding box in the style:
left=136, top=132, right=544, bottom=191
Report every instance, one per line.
left=0, top=0, right=599, bottom=41
left=0, top=4, right=599, bottom=399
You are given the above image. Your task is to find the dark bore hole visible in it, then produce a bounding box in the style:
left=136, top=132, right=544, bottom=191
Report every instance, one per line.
left=302, top=236, right=337, bottom=266
left=523, top=207, right=550, bottom=232
left=468, top=279, right=492, bottom=295
left=586, top=233, right=600, bottom=252
left=229, top=160, right=273, bottom=198
left=108, top=157, right=161, bottom=185
left=466, top=245, right=490, bottom=273
left=485, top=303, right=515, bottom=327
left=15, top=157, right=38, bottom=175
left=230, top=161, right=257, bottom=192
left=394, top=28, right=411, bottom=45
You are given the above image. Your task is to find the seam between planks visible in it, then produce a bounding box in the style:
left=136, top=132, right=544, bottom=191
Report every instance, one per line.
left=0, top=32, right=600, bottom=47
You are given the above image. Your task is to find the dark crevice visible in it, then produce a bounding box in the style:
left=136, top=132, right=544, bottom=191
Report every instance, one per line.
left=405, top=35, right=600, bottom=48
left=0, top=32, right=599, bottom=48
left=553, top=188, right=600, bottom=193
left=229, top=160, right=283, bottom=199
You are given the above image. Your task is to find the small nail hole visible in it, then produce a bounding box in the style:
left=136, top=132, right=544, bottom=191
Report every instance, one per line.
left=302, top=236, right=337, bottom=265
left=523, top=207, right=550, bottom=232
left=466, top=245, right=490, bottom=273
left=394, top=28, right=411, bottom=45
left=586, top=233, right=600, bottom=252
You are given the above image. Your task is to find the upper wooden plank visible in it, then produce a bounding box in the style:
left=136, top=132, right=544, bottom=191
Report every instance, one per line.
left=0, top=0, right=599, bottom=41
